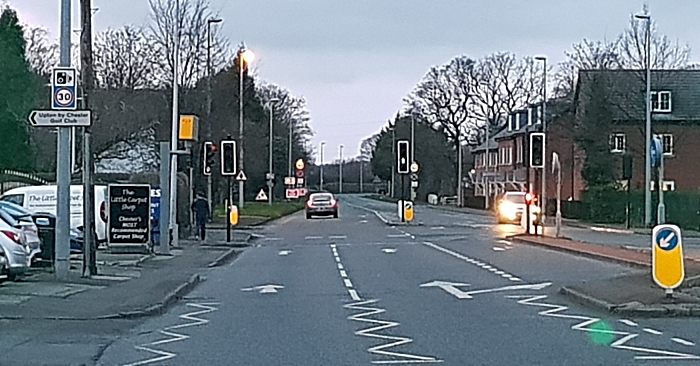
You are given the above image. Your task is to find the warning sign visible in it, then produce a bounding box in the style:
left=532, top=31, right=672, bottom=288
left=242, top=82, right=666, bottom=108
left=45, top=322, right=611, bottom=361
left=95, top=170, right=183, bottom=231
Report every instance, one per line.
left=255, top=189, right=268, bottom=201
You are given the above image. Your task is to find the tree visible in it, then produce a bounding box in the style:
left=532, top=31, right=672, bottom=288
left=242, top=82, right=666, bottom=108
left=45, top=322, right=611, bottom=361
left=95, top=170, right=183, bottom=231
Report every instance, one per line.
left=23, top=25, right=58, bottom=78
left=618, top=14, right=690, bottom=70
left=0, top=7, right=37, bottom=170
left=148, top=0, right=230, bottom=88
left=93, top=26, right=157, bottom=89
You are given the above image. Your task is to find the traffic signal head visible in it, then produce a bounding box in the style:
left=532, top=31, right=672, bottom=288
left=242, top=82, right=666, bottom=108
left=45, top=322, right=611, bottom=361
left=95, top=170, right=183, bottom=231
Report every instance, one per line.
left=530, top=133, right=545, bottom=168
left=525, top=192, right=534, bottom=205
left=221, top=140, right=236, bottom=175
left=397, top=140, right=410, bottom=174
left=202, top=141, right=217, bottom=176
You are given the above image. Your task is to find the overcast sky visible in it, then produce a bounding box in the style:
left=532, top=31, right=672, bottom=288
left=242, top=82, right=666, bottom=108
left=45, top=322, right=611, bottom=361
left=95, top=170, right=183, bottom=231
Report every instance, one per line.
left=7, top=0, right=700, bottom=161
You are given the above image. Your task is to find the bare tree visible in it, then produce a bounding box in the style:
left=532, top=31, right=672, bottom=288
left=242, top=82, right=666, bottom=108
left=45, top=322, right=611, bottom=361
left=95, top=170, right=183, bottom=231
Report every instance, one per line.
left=148, top=0, right=230, bottom=88
left=23, top=26, right=58, bottom=78
left=256, top=81, right=314, bottom=152
left=93, top=26, right=156, bottom=89
left=618, top=14, right=690, bottom=70
left=554, top=38, right=621, bottom=97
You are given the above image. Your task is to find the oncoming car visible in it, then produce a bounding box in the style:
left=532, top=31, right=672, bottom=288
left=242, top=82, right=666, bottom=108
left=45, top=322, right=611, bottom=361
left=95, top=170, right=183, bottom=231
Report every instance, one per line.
left=306, top=193, right=339, bottom=219
left=496, top=191, right=540, bottom=224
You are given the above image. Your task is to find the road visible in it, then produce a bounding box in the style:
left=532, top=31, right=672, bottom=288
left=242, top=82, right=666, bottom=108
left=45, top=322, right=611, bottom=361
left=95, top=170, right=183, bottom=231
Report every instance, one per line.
left=97, top=195, right=700, bottom=365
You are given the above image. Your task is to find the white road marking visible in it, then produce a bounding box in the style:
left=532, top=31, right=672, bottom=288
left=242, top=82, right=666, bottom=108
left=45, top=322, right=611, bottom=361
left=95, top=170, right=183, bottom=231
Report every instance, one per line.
left=335, top=257, right=341, bottom=263
left=381, top=248, right=397, bottom=254
left=330, top=235, right=348, bottom=240
left=340, top=270, right=348, bottom=278
left=338, top=263, right=344, bottom=270
left=278, top=250, right=291, bottom=256
left=492, top=247, right=506, bottom=251
left=672, top=338, right=696, bottom=346
left=344, top=279, right=354, bottom=288
left=345, top=300, right=441, bottom=363
left=387, top=234, right=406, bottom=238
left=330, top=244, right=337, bottom=249
left=422, top=241, right=521, bottom=281
left=263, top=237, right=282, bottom=241
left=488, top=268, right=498, bottom=272
left=619, top=319, right=638, bottom=327
left=306, top=236, right=323, bottom=240
left=241, top=285, right=284, bottom=294
left=643, top=328, right=663, bottom=335
left=360, top=220, right=368, bottom=223
left=498, top=240, right=512, bottom=246
left=515, top=295, right=700, bottom=360
left=508, top=277, right=522, bottom=282
left=349, top=289, right=361, bottom=301
left=123, top=302, right=219, bottom=366
left=494, top=271, right=505, bottom=275
left=420, top=281, right=551, bottom=300
left=431, top=226, right=445, bottom=230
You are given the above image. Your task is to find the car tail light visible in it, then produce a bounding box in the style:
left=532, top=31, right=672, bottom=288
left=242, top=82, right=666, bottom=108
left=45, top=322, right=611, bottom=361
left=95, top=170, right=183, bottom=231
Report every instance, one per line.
left=330, top=199, right=337, bottom=207
left=2, top=230, right=22, bottom=244
left=306, top=200, right=313, bottom=208
left=100, top=201, right=107, bottom=222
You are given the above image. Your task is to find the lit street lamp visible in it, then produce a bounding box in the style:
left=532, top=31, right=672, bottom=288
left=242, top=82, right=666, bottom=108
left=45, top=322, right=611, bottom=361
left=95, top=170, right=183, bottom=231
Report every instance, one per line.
left=238, top=47, right=254, bottom=208
left=535, top=55, right=547, bottom=223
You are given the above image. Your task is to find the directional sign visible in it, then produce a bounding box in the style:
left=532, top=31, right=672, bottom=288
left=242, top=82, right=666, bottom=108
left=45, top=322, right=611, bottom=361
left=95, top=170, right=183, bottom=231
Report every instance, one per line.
left=255, top=189, right=268, bottom=201
left=52, top=68, right=77, bottom=110
left=420, top=281, right=552, bottom=299
left=29, top=110, right=91, bottom=127
left=235, top=170, right=248, bottom=181
left=241, top=284, right=284, bottom=294
left=652, top=224, right=684, bottom=289
left=286, top=188, right=299, bottom=199
left=284, top=176, right=296, bottom=186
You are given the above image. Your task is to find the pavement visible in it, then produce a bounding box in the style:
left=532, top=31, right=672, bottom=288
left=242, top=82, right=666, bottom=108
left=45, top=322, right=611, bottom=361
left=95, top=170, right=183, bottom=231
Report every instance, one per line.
left=90, top=195, right=700, bottom=365
left=0, top=227, right=252, bottom=366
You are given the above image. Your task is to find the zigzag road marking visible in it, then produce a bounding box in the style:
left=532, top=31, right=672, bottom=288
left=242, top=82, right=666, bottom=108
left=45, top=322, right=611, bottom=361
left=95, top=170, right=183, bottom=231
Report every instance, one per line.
left=509, top=295, right=700, bottom=360
left=345, top=300, right=442, bottom=364
left=122, top=302, right=220, bottom=366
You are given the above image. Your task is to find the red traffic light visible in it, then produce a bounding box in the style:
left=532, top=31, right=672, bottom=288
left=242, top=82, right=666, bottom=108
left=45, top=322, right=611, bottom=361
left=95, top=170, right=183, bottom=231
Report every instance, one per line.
left=525, top=192, right=534, bottom=204
left=210, top=144, right=217, bottom=151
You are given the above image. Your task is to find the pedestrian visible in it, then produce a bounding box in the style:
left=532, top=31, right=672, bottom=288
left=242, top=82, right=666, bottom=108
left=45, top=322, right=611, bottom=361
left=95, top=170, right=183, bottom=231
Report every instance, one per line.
left=191, top=193, right=210, bottom=241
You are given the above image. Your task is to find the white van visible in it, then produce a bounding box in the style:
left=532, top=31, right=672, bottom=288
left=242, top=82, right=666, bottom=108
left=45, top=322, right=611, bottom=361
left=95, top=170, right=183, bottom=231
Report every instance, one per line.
left=0, top=185, right=108, bottom=243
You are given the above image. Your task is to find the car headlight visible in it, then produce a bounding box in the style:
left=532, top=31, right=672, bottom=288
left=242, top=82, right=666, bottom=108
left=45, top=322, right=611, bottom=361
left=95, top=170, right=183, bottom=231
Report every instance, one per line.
left=499, top=202, right=517, bottom=220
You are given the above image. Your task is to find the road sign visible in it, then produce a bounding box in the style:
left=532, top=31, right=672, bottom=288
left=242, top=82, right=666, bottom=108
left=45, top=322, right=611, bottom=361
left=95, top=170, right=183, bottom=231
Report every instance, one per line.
left=404, top=200, right=414, bottom=222
left=52, top=68, right=77, bottom=110
left=295, top=169, right=305, bottom=178
left=286, top=188, right=299, bottom=199
left=178, top=115, right=199, bottom=141
left=236, top=170, right=247, bottom=181
left=410, top=173, right=419, bottom=181
left=298, top=188, right=308, bottom=196
left=411, top=181, right=419, bottom=188
left=284, top=176, right=296, bottom=186
left=652, top=224, right=684, bottom=289
left=295, top=159, right=305, bottom=170
left=650, top=137, right=663, bottom=168
left=29, top=110, right=91, bottom=127
left=266, top=173, right=275, bottom=180
left=255, top=189, right=268, bottom=201
left=410, top=162, right=420, bottom=173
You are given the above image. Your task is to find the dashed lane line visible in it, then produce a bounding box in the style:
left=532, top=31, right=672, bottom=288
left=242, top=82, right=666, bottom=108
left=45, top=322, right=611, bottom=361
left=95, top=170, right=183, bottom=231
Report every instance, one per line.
left=673, top=338, right=696, bottom=347
left=643, top=328, right=663, bottom=335
left=422, top=241, right=521, bottom=282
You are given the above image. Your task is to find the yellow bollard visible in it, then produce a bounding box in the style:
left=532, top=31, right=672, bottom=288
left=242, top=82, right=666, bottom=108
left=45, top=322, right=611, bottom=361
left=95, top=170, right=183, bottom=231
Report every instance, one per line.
left=230, top=205, right=239, bottom=226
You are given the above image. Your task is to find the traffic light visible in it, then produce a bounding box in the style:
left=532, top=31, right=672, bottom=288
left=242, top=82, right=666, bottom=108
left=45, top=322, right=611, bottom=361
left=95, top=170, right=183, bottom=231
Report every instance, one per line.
left=530, top=133, right=545, bottom=168
left=202, top=141, right=217, bottom=176
left=397, top=140, right=409, bottom=174
left=525, top=192, right=534, bottom=205
left=221, top=140, right=236, bottom=176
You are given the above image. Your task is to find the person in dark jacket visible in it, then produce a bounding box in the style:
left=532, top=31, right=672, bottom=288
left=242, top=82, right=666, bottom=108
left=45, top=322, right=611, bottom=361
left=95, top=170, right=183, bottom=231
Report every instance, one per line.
left=191, top=193, right=210, bottom=240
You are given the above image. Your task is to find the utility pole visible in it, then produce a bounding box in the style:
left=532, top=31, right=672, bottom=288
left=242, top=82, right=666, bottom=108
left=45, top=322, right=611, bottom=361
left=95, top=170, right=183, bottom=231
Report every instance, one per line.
left=80, top=0, right=96, bottom=276
left=206, top=18, right=222, bottom=215
left=339, top=145, right=344, bottom=193
left=535, top=56, right=547, bottom=224
left=320, top=142, right=325, bottom=190
left=636, top=13, right=652, bottom=227
left=168, top=0, right=181, bottom=248
left=55, top=0, right=72, bottom=280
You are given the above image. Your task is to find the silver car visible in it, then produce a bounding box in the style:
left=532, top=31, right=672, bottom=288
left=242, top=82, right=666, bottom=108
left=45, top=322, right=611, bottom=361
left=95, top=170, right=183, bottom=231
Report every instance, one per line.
left=0, top=217, right=28, bottom=281
left=0, top=204, right=41, bottom=264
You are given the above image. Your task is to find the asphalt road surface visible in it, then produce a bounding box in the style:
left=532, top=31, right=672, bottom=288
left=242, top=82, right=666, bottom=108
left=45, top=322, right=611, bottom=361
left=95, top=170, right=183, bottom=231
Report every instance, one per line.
left=97, top=195, right=700, bottom=366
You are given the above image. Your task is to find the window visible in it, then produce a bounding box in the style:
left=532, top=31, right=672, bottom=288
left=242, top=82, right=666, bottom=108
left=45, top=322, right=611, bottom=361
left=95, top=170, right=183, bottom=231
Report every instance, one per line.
left=508, top=114, right=514, bottom=131
left=651, top=91, right=672, bottom=113
left=489, top=152, right=497, bottom=167
left=661, top=134, right=674, bottom=155
left=516, top=141, right=523, bottom=163
left=507, top=146, right=512, bottom=165
left=515, top=114, right=521, bottom=130
left=533, top=105, right=541, bottom=125
left=610, top=133, right=625, bottom=153
left=0, top=194, right=24, bottom=206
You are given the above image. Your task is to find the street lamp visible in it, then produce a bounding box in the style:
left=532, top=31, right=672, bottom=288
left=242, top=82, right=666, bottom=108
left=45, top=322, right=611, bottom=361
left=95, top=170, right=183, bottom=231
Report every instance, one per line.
left=635, top=13, right=652, bottom=227
left=535, top=55, right=547, bottom=223
left=166, top=0, right=181, bottom=252
left=238, top=47, right=254, bottom=208
left=339, top=144, right=344, bottom=193
left=320, top=142, right=325, bottom=190
left=206, top=17, right=222, bottom=213
left=266, top=98, right=280, bottom=205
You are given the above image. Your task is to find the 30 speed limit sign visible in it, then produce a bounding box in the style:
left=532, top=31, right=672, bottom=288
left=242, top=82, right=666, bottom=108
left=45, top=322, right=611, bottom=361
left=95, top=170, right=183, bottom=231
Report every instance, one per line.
left=51, top=68, right=77, bottom=110
left=54, top=88, right=74, bottom=107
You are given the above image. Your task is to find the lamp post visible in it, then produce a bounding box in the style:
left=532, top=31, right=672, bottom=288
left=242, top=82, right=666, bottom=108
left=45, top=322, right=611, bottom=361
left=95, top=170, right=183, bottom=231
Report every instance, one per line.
left=206, top=17, right=221, bottom=214
left=238, top=47, right=254, bottom=208
left=267, top=98, right=279, bottom=205
left=167, top=0, right=181, bottom=250
left=320, top=141, right=325, bottom=190
left=390, top=125, right=396, bottom=197
left=535, top=55, right=547, bottom=224
left=635, top=13, right=652, bottom=227
left=339, top=144, right=344, bottom=193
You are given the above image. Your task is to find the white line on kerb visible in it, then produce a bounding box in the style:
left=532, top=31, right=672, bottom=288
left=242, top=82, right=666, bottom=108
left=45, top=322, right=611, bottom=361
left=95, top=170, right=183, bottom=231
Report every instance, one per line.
left=672, top=338, right=696, bottom=346
left=344, top=279, right=354, bottom=288
left=643, top=328, right=663, bottom=335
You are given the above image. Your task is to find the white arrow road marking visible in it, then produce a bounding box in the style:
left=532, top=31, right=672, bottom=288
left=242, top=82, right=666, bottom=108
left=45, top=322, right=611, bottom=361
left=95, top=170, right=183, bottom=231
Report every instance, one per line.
left=619, top=319, right=638, bottom=327
left=420, top=281, right=472, bottom=299
left=123, top=302, right=219, bottom=366
left=345, top=300, right=442, bottom=364
left=381, top=248, right=397, bottom=254
left=659, top=232, right=675, bottom=248
left=241, top=284, right=284, bottom=294
left=673, top=338, right=696, bottom=346
left=278, top=250, right=292, bottom=256
left=513, top=295, right=700, bottom=360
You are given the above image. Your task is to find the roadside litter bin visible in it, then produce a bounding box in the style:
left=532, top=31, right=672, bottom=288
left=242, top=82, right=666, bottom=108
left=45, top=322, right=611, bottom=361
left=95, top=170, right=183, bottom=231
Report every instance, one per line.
left=33, top=213, right=56, bottom=263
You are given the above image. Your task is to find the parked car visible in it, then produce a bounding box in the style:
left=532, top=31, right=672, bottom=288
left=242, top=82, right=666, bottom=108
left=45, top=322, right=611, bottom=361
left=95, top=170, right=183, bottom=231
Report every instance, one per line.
left=0, top=201, right=42, bottom=264
left=306, top=192, right=339, bottom=219
left=0, top=217, right=28, bottom=281
left=496, top=191, right=541, bottom=224
left=0, top=245, right=8, bottom=282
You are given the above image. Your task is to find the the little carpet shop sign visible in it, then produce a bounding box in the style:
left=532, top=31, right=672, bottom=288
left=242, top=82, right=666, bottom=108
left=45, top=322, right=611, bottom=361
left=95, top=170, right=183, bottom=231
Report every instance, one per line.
left=108, top=184, right=151, bottom=245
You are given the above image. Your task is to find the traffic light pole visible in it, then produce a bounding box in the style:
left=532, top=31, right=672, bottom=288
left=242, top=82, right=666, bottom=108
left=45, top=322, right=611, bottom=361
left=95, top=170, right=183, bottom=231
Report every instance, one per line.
left=401, top=174, right=405, bottom=223
left=226, top=176, right=231, bottom=242
left=525, top=132, right=531, bottom=235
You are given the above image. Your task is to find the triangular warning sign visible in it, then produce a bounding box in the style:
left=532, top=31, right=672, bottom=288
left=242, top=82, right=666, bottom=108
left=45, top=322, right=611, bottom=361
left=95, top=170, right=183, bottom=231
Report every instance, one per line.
left=235, top=170, right=248, bottom=181
left=255, top=189, right=268, bottom=201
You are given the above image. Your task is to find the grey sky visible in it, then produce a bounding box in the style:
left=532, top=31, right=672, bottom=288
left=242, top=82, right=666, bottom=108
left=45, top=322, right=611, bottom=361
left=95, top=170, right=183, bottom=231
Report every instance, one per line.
left=8, top=0, right=700, bottom=161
